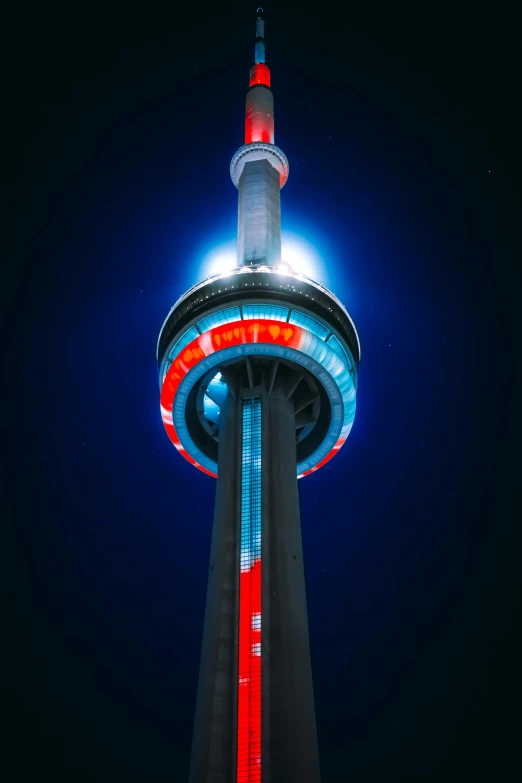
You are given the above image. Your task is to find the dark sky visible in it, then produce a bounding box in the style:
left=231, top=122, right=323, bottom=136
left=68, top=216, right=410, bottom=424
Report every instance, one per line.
left=2, top=1, right=520, bottom=781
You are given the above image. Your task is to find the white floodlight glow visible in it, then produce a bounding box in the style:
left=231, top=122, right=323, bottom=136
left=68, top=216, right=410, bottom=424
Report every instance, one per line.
left=281, top=232, right=327, bottom=284
left=197, top=232, right=329, bottom=285
left=200, top=241, right=237, bottom=279
left=275, top=260, right=292, bottom=274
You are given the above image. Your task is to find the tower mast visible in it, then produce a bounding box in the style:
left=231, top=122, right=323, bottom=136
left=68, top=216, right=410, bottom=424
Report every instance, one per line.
left=232, top=8, right=289, bottom=268
left=157, top=8, right=361, bottom=783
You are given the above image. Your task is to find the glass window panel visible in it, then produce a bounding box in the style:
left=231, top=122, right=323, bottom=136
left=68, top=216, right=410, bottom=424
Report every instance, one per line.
left=242, top=304, right=289, bottom=322
left=327, top=334, right=353, bottom=371
left=168, top=326, right=199, bottom=360
left=288, top=310, right=329, bottom=340
left=310, top=338, right=329, bottom=365
left=162, top=361, right=171, bottom=382
left=197, top=306, right=241, bottom=333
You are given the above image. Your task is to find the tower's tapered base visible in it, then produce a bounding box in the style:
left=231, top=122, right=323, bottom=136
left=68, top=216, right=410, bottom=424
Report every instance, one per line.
left=188, top=359, right=321, bottom=783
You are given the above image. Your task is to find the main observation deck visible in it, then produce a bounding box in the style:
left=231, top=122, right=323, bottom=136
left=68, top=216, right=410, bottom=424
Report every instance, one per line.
left=158, top=264, right=360, bottom=479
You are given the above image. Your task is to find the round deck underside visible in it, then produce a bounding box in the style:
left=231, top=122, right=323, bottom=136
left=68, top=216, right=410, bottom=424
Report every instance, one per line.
left=160, top=319, right=356, bottom=478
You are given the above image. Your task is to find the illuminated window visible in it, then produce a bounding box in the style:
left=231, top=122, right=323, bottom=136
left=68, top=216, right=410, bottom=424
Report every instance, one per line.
left=252, top=613, right=261, bottom=630
left=168, top=326, right=199, bottom=360
left=289, top=311, right=329, bottom=340
left=162, top=361, right=171, bottom=382
left=306, top=336, right=330, bottom=366
left=242, top=304, right=289, bottom=322
left=197, top=306, right=241, bottom=333
left=328, top=334, right=353, bottom=371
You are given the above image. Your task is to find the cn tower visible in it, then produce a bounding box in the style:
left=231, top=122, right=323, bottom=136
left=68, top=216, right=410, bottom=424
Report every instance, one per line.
left=157, top=9, right=360, bottom=782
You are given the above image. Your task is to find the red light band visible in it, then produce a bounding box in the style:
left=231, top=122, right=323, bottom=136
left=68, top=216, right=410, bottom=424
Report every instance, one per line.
left=160, top=320, right=347, bottom=478
left=249, top=63, right=271, bottom=88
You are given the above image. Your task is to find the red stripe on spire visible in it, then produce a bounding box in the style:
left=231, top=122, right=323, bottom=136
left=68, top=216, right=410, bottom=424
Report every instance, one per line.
left=249, top=63, right=271, bottom=87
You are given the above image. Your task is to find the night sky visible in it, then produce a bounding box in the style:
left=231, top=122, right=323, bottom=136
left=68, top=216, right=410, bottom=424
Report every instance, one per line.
left=3, top=1, right=520, bottom=781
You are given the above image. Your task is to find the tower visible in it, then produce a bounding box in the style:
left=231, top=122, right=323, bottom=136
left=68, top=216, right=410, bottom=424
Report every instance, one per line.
left=157, top=9, right=360, bottom=782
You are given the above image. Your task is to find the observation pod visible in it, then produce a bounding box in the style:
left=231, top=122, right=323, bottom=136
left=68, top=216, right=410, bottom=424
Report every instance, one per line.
left=157, top=9, right=360, bottom=783
left=157, top=266, right=360, bottom=480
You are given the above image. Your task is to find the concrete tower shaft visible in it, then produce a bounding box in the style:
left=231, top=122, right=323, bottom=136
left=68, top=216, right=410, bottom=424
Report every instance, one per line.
left=237, top=159, right=281, bottom=266
left=188, top=359, right=321, bottom=783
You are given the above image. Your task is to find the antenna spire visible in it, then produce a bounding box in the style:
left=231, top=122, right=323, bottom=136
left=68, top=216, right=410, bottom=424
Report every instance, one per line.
left=255, top=7, right=265, bottom=63
left=248, top=7, right=271, bottom=88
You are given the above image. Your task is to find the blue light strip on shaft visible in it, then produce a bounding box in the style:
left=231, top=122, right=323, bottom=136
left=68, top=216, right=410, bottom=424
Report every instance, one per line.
left=240, top=398, right=262, bottom=570
left=237, top=397, right=263, bottom=780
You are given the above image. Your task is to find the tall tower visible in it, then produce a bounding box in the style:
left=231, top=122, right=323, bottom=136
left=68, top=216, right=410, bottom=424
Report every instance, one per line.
left=157, top=9, right=360, bottom=782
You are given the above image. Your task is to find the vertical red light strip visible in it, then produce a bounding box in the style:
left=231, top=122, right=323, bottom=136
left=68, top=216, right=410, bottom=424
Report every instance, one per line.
left=237, top=398, right=262, bottom=782
left=237, top=562, right=262, bottom=781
